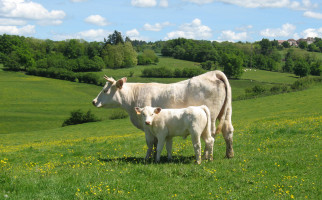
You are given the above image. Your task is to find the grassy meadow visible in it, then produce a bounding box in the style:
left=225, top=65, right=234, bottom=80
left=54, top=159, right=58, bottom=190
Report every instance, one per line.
left=0, top=58, right=321, bottom=199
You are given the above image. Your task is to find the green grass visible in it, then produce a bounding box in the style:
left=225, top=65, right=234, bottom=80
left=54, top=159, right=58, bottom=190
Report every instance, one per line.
left=0, top=67, right=321, bottom=199
left=0, top=71, right=121, bottom=134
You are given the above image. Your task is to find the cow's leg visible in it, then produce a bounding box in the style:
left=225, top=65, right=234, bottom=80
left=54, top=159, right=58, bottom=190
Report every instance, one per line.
left=156, top=135, right=166, bottom=163
left=166, top=138, right=173, bottom=161
left=190, top=133, right=202, bottom=164
left=211, top=118, right=219, bottom=138
left=145, top=132, right=154, bottom=160
left=222, top=110, right=234, bottom=158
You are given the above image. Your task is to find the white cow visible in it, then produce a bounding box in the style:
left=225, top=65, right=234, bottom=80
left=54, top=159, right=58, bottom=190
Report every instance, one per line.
left=92, top=70, right=234, bottom=158
left=135, top=105, right=214, bottom=164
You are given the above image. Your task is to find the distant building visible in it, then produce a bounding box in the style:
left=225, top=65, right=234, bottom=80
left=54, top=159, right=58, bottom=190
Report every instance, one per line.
left=278, top=40, right=286, bottom=45
left=287, top=39, right=298, bottom=46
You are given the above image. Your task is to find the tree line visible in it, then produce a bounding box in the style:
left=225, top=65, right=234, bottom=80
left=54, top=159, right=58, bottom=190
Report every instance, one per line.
left=0, top=31, right=159, bottom=73
left=161, top=38, right=322, bottom=78
left=1, top=32, right=321, bottom=81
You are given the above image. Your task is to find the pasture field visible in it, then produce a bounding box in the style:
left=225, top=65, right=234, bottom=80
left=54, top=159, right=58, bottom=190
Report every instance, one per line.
left=0, top=70, right=122, bottom=134
left=0, top=67, right=321, bottom=199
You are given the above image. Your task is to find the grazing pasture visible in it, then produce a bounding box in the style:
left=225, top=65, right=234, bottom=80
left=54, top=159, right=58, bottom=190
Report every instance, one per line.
left=0, top=66, right=321, bottom=199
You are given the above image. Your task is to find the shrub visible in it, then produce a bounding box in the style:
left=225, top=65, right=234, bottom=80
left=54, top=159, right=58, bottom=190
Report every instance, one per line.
left=294, top=59, right=310, bottom=77
left=62, top=109, right=100, bottom=127
left=270, top=85, right=289, bottom=94
left=109, top=110, right=129, bottom=120
left=291, top=77, right=314, bottom=91
left=200, top=60, right=214, bottom=70
left=141, top=66, right=205, bottom=78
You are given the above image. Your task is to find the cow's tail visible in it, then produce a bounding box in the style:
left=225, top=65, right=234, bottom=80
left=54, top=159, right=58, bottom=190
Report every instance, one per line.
left=200, top=105, right=211, bottom=137
left=215, top=71, right=232, bottom=135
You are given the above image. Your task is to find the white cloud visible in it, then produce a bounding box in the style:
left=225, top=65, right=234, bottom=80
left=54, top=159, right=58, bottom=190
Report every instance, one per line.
left=70, top=0, right=88, bottom=2
left=159, top=0, right=168, bottom=7
left=260, top=23, right=296, bottom=38
left=165, top=18, right=212, bottom=40
left=0, top=0, right=66, bottom=19
left=235, top=25, right=253, bottom=32
left=184, top=0, right=214, bottom=4
left=78, top=29, right=111, bottom=41
left=85, top=15, right=110, bottom=26
left=218, top=30, right=247, bottom=42
left=303, top=11, right=322, bottom=19
left=143, top=22, right=172, bottom=31
left=0, top=18, right=26, bottom=26
left=131, top=0, right=157, bottom=7
left=184, top=0, right=317, bottom=10
left=53, top=29, right=111, bottom=41
left=301, top=28, right=322, bottom=38
left=0, top=25, right=35, bottom=35
left=126, top=28, right=149, bottom=40
left=38, top=20, right=63, bottom=26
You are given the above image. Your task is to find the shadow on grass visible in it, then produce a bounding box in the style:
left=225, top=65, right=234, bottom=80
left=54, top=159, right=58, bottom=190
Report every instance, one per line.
left=99, top=155, right=196, bottom=164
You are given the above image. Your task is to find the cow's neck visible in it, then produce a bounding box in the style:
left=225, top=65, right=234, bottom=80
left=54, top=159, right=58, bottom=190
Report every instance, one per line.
left=117, top=83, right=143, bottom=129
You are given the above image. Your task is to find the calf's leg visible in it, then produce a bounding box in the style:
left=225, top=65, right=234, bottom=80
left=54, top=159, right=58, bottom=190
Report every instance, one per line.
left=166, top=138, right=173, bottom=161
left=145, top=132, right=154, bottom=160
left=190, top=133, right=202, bottom=164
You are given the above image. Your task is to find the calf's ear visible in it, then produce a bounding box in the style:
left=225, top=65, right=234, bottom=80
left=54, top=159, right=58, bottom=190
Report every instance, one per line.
left=116, top=77, right=127, bottom=89
left=135, top=107, right=141, bottom=115
left=154, top=107, right=161, bottom=114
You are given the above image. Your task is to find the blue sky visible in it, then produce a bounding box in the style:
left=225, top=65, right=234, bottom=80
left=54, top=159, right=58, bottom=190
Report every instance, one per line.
left=0, top=0, right=321, bottom=42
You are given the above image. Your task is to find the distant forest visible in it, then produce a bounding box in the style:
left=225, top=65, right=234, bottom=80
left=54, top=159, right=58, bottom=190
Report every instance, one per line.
left=0, top=30, right=321, bottom=80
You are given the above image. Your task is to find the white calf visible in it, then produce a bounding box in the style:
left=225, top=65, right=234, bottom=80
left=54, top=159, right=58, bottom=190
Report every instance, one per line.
left=135, top=105, right=214, bottom=164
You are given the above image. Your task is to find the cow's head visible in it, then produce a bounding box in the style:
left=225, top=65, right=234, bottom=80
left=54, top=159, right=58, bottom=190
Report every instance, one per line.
left=92, top=75, right=127, bottom=108
left=135, top=106, right=161, bottom=126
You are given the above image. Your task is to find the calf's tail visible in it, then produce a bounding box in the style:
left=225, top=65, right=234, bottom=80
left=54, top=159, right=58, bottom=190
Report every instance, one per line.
left=200, top=105, right=211, bottom=136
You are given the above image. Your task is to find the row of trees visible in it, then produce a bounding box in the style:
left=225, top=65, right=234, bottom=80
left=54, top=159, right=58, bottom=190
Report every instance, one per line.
left=160, top=38, right=321, bottom=78
left=1, top=32, right=321, bottom=80
left=0, top=31, right=140, bottom=73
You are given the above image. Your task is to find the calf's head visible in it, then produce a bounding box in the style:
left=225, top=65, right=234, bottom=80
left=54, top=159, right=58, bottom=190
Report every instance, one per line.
left=135, top=106, right=161, bottom=126
left=92, top=75, right=127, bottom=108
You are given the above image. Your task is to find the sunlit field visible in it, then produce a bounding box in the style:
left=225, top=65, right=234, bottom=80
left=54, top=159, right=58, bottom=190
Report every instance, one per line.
left=0, top=64, right=321, bottom=199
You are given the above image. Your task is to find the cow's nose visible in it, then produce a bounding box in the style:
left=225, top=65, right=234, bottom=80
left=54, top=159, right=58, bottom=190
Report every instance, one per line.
left=92, top=100, right=97, bottom=106
left=145, top=121, right=151, bottom=125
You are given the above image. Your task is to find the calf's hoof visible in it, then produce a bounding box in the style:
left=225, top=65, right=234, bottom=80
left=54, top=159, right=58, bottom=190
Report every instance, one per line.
left=195, top=160, right=202, bottom=165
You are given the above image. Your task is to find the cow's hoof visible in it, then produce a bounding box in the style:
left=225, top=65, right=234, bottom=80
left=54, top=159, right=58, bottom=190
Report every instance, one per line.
left=225, top=151, right=234, bottom=159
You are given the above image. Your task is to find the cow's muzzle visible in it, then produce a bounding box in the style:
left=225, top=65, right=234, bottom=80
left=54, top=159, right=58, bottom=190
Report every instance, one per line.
left=145, top=121, right=151, bottom=125
left=92, top=100, right=97, bottom=107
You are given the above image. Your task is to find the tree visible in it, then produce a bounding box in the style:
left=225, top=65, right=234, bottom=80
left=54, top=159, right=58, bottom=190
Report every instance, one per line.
left=200, top=60, right=214, bottom=70
left=105, top=30, right=124, bottom=45
left=298, top=40, right=308, bottom=49
left=223, top=53, right=244, bottom=79
left=283, top=58, right=294, bottom=73
left=259, top=38, right=272, bottom=56
left=64, top=39, right=84, bottom=59
left=310, top=61, right=321, bottom=76
left=123, top=42, right=138, bottom=67
left=282, top=41, right=290, bottom=48
left=294, top=59, right=310, bottom=77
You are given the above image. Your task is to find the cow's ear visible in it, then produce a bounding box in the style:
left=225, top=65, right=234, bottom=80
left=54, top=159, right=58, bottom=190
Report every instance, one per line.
left=135, top=107, right=141, bottom=115
left=154, top=107, right=161, bottom=114
left=116, top=77, right=127, bottom=89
